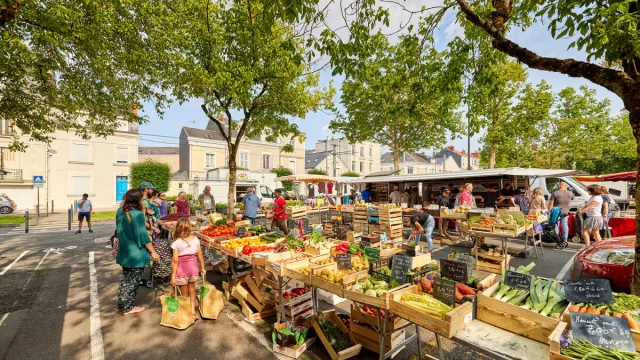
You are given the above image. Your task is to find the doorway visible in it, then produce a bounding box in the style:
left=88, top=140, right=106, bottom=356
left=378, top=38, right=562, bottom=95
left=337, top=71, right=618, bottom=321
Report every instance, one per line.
left=116, top=176, right=128, bottom=201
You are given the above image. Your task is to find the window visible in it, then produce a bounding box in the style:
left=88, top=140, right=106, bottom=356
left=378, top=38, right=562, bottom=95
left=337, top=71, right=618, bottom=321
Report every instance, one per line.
left=289, top=139, right=295, bottom=148
left=238, top=151, right=249, bottom=169
left=116, top=146, right=128, bottom=164
left=71, top=143, right=91, bottom=162
left=205, top=152, right=216, bottom=168
left=71, top=176, right=91, bottom=194
left=289, top=160, right=296, bottom=173
left=352, top=161, right=356, bottom=171
left=359, top=162, right=364, bottom=172
left=260, top=186, right=273, bottom=198
left=351, top=146, right=356, bottom=155
left=178, top=183, right=183, bottom=189
left=2, top=149, right=14, bottom=162
left=407, top=166, right=414, bottom=174
left=360, top=147, right=364, bottom=156
left=369, top=146, right=372, bottom=156
left=0, top=119, right=12, bottom=135
left=261, top=153, right=272, bottom=169
left=369, top=162, right=372, bottom=172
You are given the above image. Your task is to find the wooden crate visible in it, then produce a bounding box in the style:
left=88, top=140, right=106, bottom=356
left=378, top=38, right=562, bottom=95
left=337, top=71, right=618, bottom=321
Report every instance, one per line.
left=272, top=322, right=317, bottom=359
left=243, top=274, right=266, bottom=303
left=232, top=282, right=265, bottom=312
left=310, top=263, right=367, bottom=297
left=469, top=224, right=493, bottom=232
left=239, top=299, right=277, bottom=322
left=411, top=252, right=433, bottom=269
left=380, top=223, right=403, bottom=231
left=351, top=326, right=405, bottom=354
left=388, top=285, right=473, bottom=338
left=478, top=282, right=560, bottom=343
left=378, top=207, right=402, bottom=217
left=491, top=223, right=526, bottom=236
left=450, top=251, right=509, bottom=275
left=312, top=310, right=362, bottom=360
left=220, top=244, right=240, bottom=257
left=343, top=277, right=393, bottom=309
left=283, top=258, right=312, bottom=283
left=264, top=251, right=297, bottom=276
left=287, top=206, right=307, bottom=220
left=304, top=245, right=330, bottom=256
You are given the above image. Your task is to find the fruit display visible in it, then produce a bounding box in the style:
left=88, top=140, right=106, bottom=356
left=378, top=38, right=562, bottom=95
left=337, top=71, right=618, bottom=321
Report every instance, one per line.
left=315, top=269, right=346, bottom=284
left=361, top=305, right=386, bottom=319
left=159, top=213, right=191, bottom=221
left=241, top=244, right=276, bottom=256
left=454, top=205, right=471, bottom=214
left=201, top=224, right=236, bottom=237
left=282, top=288, right=310, bottom=301
left=351, top=256, right=368, bottom=271
left=312, top=257, right=335, bottom=265
left=224, top=237, right=264, bottom=250
left=336, top=313, right=351, bottom=330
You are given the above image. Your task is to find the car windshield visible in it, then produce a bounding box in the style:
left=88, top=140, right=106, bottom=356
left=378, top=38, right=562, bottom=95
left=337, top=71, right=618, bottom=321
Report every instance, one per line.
left=566, top=177, right=587, bottom=191
left=586, top=248, right=634, bottom=266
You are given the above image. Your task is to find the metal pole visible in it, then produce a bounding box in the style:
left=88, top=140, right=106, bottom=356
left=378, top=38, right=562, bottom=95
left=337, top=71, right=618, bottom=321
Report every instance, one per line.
left=325, top=137, right=328, bottom=175
left=68, top=207, right=72, bottom=230
left=333, top=144, right=337, bottom=178
left=36, top=188, right=40, bottom=221
left=25, top=210, right=29, bottom=233
left=46, top=201, right=48, bottom=217
left=52, top=200, right=54, bottom=214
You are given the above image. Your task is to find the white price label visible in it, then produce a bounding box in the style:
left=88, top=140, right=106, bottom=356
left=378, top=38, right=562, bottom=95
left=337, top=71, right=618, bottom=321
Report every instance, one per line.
left=464, top=312, right=473, bottom=324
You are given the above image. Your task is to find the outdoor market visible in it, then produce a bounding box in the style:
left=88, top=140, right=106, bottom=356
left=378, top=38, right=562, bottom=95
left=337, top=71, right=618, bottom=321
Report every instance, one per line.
left=142, top=168, right=640, bottom=360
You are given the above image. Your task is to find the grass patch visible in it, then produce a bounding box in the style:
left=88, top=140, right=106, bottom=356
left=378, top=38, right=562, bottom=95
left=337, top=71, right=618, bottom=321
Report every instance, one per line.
left=0, top=215, right=28, bottom=225
left=91, top=211, right=117, bottom=220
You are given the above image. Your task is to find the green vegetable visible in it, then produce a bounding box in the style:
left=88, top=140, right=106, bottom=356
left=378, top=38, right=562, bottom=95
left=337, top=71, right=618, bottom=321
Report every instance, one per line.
left=540, top=280, right=566, bottom=316
left=501, top=288, right=521, bottom=303
left=561, top=339, right=640, bottom=360
left=348, top=243, right=361, bottom=255
left=316, top=317, right=351, bottom=352
left=309, top=231, right=326, bottom=244
left=215, top=219, right=227, bottom=226
left=400, top=292, right=453, bottom=319
left=389, top=279, right=401, bottom=289
left=284, top=234, right=304, bottom=250
left=611, top=293, right=640, bottom=314
left=507, top=290, right=530, bottom=305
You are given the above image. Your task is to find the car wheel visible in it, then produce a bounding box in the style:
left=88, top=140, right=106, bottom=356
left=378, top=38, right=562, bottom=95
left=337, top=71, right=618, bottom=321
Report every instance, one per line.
left=0, top=206, right=12, bottom=214
left=572, top=236, right=582, bottom=243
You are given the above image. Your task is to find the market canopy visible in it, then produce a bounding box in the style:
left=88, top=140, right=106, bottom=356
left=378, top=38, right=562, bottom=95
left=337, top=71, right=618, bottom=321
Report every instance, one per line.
left=276, top=174, right=339, bottom=184
left=574, top=171, right=637, bottom=182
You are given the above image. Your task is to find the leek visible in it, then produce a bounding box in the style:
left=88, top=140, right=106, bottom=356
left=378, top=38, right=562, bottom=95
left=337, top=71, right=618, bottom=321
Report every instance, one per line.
left=540, top=280, right=566, bottom=316
left=501, top=288, right=521, bottom=303
left=508, top=290, right=530, bottom=305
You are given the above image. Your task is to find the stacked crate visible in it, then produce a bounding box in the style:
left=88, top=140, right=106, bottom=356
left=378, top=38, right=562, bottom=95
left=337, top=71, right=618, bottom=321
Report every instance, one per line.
left=286, top=206, right=307, bottom=220
left=354, top=206, right=368, bottom=233
left=379, top=207, right=403, bottom=240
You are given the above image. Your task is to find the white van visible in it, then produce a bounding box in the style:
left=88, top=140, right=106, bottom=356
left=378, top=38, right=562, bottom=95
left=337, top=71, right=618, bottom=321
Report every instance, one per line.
left=529, top=176, right=590, bottom=211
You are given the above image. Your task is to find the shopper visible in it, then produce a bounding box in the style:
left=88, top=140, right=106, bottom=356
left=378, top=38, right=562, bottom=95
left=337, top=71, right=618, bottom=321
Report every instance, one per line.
left=400, top=188, right=410, bottom=206
left=348, top=189, right=357, bottom=204
left=158, top=193, right=168, bottom=218
left=448, top=183, right=459, bottom=196
left=116, top=189, right=160, bottom=316
left=411, top=212, right=435, bottom=252
left=548, top=182, right=574, bottom=242
left=437, top=189, right=453, bottom=238
left=361, top=184, right=373, bottom=202
left=529, top=188, right=546, bottom=213
left=409, top=187, right=418, bottom=208
left=483, top=185, right=499, bottom=209
left=140, top=183, right=160, bottom=236
left=512, top=189, right=530, bottom=214
left=578, top=184, right=604, bottom=246
left=271, top=189, right=289, bottom=235
left=389, top=186, right=401, bottom=205
left=459, top=183, right=474, bottom=207
left=241, top=187, right=261, bottom=225
left=76, top=193, right=93, bottom=234
left=170, top=217, right=206, bottom=320
left=198, top=186, right=216, bottom=214
left=423, top=184, right=434, bottom=206
left=173, top=191, right=191, bottom=216
left=600, top=186, right=614, bottom=239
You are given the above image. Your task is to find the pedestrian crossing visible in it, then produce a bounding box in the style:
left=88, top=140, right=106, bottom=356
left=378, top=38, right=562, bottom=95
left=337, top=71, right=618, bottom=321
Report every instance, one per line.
left=4, top=222, right=115, bottom=235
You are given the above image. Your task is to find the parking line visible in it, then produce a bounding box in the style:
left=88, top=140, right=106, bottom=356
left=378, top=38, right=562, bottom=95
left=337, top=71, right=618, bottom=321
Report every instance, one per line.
left=0, top=250, right=29, bottom=275
left=555, top=248, right=583, bottom=280
left=88, top=252, right=105, bottom=360
left=0, top=313, right=8, bottom=326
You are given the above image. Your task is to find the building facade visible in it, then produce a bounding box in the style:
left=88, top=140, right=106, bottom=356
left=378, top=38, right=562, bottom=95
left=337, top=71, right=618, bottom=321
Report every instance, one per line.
left=309, top=138, right=382, bottom=176
left=435, top=145, right=481, bottom=170
left=380, top=152, right=461, bottom=175
left=0, top=118, right=138, bottom=210
left=138, top=146, right=180, bottom=172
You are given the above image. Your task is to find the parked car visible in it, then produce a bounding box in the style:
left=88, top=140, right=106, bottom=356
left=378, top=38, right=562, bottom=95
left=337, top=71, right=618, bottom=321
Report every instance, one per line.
left=0, top=195, right=17, bottom=214
left=570, top=236, right=634, bottom=292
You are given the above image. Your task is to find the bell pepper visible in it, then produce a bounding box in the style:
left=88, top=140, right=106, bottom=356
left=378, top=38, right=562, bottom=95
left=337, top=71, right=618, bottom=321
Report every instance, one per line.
left=348, top=243, right=360, bottom=255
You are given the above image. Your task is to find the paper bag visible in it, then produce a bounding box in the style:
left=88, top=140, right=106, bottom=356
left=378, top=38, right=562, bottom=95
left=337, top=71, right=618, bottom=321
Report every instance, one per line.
left=199, top=278, right=224, bottom=319
left=160, top=287, right=194, bottom=330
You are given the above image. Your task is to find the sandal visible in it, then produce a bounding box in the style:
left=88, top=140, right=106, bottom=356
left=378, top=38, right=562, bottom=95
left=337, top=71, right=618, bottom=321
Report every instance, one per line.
left=123, top=306, right=146, bottom=316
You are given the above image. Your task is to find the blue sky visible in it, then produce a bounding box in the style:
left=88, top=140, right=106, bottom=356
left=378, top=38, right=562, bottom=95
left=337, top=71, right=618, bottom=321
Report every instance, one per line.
left=138, top=3, right=625, bottom=156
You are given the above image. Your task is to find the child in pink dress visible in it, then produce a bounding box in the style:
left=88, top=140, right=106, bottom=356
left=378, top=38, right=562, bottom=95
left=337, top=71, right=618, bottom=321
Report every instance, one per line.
left=170, top=218, right=206, bottom=319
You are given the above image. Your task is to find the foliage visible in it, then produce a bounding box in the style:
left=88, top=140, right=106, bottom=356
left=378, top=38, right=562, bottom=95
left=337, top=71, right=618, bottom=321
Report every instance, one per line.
left=130, top=160, right=170, bottom=192
left=143, top=0, right=333, bottom=218
left=307, top=168, right=327, bottom=175
left=0, top=0, right=165, bottom=150
left=341, top=171, right=361, bottom=177
left=166, top=194, right=193, bottom=201
left=271, top=166, right=294, bottom=191
left=330, top=32, right=463, bottom=171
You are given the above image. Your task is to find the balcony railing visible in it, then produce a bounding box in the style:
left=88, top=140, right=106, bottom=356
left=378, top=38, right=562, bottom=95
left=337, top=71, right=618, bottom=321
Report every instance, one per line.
left=0, top=169, right=23, bottom=181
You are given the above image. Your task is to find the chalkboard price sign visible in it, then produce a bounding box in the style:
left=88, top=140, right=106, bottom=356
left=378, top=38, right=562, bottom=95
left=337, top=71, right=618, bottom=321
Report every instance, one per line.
left=336, top=253, right=352, bottom=270
left=455, top=254, right=475, bottom=276
left=434, top=278, right=457, bottom=307
left=504, top=271, right=532, bottom=291
left=287, top=219, right=298, bottom=230
left=236, top=227, right=247, bottom=238
left=360, top=239, right=371, bottom=248
left=440, top=259, right=468, bottom=283
left=570, top=313, right=635, bottom=352
left=390, top=254, right=413, bottom=285
left=565, top=279, right=614, bottom=304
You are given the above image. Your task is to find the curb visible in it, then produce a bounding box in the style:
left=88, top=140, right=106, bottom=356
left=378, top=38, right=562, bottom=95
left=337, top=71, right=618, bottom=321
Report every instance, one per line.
left=0, top=224, right=18, bottom=228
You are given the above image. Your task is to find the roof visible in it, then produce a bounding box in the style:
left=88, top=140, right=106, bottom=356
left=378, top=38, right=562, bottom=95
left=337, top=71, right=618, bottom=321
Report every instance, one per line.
left=365, top=170, right=402, bottom=177
left=138, top=146, right=179, bottom=155
left=305, top=151, right=329, bottom=169
left=381, top=152, right=432, bottom=164
left=171, top=170, right=189, bottom=180
left=182, top=127, right=225, bottom=141
left=340, top=167, right=582, bottom=184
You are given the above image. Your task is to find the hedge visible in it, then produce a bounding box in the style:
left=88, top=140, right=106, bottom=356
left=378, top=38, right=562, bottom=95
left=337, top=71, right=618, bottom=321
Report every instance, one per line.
left=271, top=166, right=294, bottom=191
left=130, top=159, right=171, bottom=192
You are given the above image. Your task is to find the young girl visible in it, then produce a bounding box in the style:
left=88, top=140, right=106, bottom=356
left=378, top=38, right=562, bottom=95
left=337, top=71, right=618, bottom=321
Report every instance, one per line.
left=170, top=218, right=206, bottom=319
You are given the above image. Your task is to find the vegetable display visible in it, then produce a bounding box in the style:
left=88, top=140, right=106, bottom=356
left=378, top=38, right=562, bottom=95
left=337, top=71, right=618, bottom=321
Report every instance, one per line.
left=282, top=288, right=310, bottom=301
left=224, top=238, right=264, bottom=250
left=316, top=317, right=351, bottom=352
left=308, top=231, right=327, bottom=245
left=201, top=224, right=236, bottom=237
left=560, top=332, right=640, bottom=359
left=159, top=213, right=191, bottom=221
left=350, top=277, right=390, bottom=298
left=241, top=245, right=276, bottom=256
left=399, top=292, right=453, bottom=319
left=215, top=218, right=228, bottom=226
left=276, top=234, right=305, bottom=252
left=568, top=293, right=640, bottom=330
left=415, top=273, right=477, bottom=301
left=260, top=232, right=283, bottom=243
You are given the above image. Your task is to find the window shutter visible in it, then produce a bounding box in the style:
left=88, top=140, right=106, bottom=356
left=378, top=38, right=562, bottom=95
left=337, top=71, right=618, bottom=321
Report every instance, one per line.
left=269, top=154, right=274, bottom=169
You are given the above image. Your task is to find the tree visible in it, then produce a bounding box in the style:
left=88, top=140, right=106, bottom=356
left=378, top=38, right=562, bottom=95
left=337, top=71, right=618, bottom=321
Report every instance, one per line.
left=130, top=160, right=171, bottom=192
left=0, top=0, right=163, bottom=150
left=145, top=0, right=333, bottom=219
left=341, top=171, right=360, bottom=177
left=330, top=33, right=463, bottom=171
left=271, top=166, right=294, bottom=191
left=307, top=168, right=327, bottom=175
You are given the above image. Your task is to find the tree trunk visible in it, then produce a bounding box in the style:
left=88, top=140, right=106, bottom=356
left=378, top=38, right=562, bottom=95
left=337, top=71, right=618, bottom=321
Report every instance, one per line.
left=628, top=107, right=640, bottom=295
left=228, top=146, right=237, bottom=221
left=489, top=147, right=496, bottom=169
left=392, top=148, right=401, bottom=173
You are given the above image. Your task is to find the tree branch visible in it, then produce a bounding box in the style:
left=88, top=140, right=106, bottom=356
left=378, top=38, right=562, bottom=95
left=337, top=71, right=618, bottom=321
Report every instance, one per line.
left=200, top=103, right=229, bottom=142
left=454, top=0, right=636, bottom=99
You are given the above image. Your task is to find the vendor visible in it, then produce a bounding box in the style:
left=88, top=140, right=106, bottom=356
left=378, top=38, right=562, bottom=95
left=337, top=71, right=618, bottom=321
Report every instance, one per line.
left=389, top=186, right=401, bottom=205
left=437, top=189, right=453, bottom=239
left=423, top=184, right=434, bottom=206
left=198, top=186, right=216, bottom=214
left=496, top=183, right=515, bottom=208
left=400, top=187, right=410, bottom=205
left=361, top=184, right=373, bottom=202
left=459, top=183, right=474, bottom=207
left=411, top=212, right=435, bottom=252
left=271, top=189, right=289, bottom=235
left=409, top=187, right=418, bottom=208
left=483, top=185, right=499, bottom=209
left=241, top=187, right=261, bottom=225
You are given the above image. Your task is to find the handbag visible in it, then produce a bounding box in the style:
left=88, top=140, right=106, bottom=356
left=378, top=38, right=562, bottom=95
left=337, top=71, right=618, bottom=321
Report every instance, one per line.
left=160, top=287, right=194, bottom=330
left=198, top=276, right=224, bottom=319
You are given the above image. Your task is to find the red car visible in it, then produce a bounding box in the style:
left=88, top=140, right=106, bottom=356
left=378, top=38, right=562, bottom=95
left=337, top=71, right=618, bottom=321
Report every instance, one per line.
left=570, top=236, right=634, bottom=292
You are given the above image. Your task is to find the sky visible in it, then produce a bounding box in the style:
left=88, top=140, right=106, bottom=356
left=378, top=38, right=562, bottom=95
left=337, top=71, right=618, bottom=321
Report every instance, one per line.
left=137, top=1, right=625, bottom=156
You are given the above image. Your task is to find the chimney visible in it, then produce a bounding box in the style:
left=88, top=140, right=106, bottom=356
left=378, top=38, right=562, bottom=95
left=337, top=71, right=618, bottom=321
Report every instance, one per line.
left=461, top=149, right=466, bottom=154
left=471, top=151, right=479, bottom=158
left=219, top=114, right=226, bottom=123
left=446, top=145, right=455, bottom=151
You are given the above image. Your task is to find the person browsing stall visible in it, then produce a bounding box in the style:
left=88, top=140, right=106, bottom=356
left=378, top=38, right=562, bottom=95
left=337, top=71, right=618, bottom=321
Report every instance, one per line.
left=170, top=217, right=206, bottom=320
left=409, top=187, right=418, bottom=208
left=496, top=183, right=515, bottom=208
left=198, top=186, right=215, bottom=214
left=483, top=185, right=499, bottom=209
left=548, top=182, right=574, bottom=243
left=76, top=193, right=93, bottom=234
left=271, top=189, right=289, bottom=235
left=411, top=212, right=435, bottom=252
left=437, top=189, right=453, bottom=239
left=241, top=187, right=261, bottom=225
left=173, top=191, right=191, bottom=216
left=459, top=183, right=474, bottom=207
left=578, top=184, right=604, bottom=246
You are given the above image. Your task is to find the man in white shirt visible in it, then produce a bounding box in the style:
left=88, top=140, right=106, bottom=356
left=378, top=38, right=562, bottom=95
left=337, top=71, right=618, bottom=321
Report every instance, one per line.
left=198, top=186, right=216, bottom=214
left=76, top=193, right=93, bottom=234
left=389, top=186, right=401, bottom=205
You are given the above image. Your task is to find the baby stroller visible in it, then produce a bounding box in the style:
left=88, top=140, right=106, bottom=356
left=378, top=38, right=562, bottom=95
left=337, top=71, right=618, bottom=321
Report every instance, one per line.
left=540, top=207, right=568, bottom=249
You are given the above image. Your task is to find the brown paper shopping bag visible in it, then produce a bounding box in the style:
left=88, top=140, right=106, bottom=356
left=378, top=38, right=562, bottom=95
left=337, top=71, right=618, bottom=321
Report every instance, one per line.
left=199, top=277, right=224, bottom=319
left=160, top=287, right=194, bottom=330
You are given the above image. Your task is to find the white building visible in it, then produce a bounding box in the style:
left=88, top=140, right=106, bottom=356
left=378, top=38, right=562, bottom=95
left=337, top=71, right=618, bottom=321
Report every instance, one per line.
left=380, top=152, right=460, bottom=175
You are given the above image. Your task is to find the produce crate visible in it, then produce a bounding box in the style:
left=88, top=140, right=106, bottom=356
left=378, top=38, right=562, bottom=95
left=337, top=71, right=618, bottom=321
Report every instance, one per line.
left=351, top=324, right=405, bottom=355
left=491, top=223, right=526, bottom=236
left=272, top=322, right=317, bottom=359
left=285, top=299, right=314, bottom=318
left=342, top=276, right=394, bottom=309
left=287, top=206, right=307, bottom=220
left=220, top=244, right=240, bottom=257
left=378, top=207, right=402, bottom=218
left=388, top=285, right=474, bottom=338
left=447, top=253, right=509, bottom=275
left=305, top=245, right=330, bottom=256
left=239, top=299, right=277, bottom=322
left=232, top=282, right=265, bottom=312
left=265, top=251, right=296, bottom=276
left=548, top=321, right=572, bottom=360
left=346, top=231, right=361, bottom=242
left=469, top=224, right=493, bottom=232
left=283, top=258, right=313, bottom=283
left=369, top=257, right=436, bottom=284
left=250, top=250, right=276, bottom=267
left=478, top=282, right=561, bottom=343
left=310, top=263, right=367, bottom=297
left=312, top=310, right=362, bottom=360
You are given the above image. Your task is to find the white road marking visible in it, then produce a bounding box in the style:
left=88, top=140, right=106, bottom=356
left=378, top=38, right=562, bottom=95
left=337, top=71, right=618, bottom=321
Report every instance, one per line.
left=88, top=252, right=105, bottom=360
left=35, top=249, right=52, bottom=270
left=0, top=313, right=8, bottom=326
left=0, top=250, right=29, bottom=275
left=555, top=247, right=583, bottom=280
left=220, top=308, right=288, bottom=360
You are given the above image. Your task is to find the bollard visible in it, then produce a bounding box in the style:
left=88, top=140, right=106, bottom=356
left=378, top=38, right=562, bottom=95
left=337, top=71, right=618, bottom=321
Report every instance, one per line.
left=25, top=210, right=29, bottom=234
left=68, top=207, right=72, bottom=231
left=46, top=202, right=49, bottom=217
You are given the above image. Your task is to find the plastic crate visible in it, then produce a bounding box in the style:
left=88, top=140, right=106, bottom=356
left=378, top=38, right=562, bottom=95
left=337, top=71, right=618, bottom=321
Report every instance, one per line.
left=368, top=257, right=430, bottom=284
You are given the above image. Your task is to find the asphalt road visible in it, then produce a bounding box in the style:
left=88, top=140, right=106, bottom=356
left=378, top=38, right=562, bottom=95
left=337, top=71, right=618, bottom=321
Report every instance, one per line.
left=0, top=226, right=584, bottom=360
